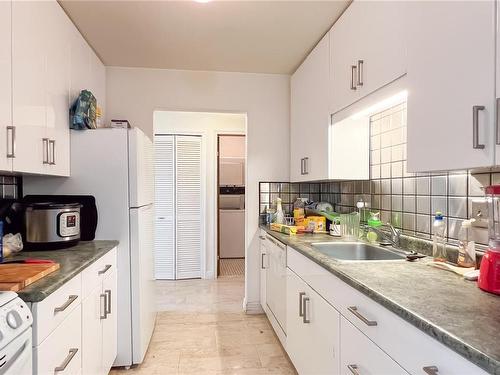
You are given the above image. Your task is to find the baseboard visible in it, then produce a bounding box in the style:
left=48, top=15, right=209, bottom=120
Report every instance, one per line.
left=204, top=270, right=215, bottom=280
left=244, top=300, right=264, bottom=314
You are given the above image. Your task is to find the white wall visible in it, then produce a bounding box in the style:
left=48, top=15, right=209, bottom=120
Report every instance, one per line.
left=154, top=111, right=246, bottom=279
left=106, top=67, right=290, bottom=311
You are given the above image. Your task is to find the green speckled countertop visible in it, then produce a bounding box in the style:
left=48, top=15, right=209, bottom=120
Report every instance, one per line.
left=10, top=240, right=119, bottom=303
left=260, top=225, right=500, bottom=375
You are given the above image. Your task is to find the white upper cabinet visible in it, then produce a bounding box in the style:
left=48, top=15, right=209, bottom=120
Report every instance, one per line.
left=12, top=0, right=49, bottom=174
left=1, top=0, right=105, bottom=176
left=0, top=0, right=12, bottom=173
left=330, top=1, right=407, bottom=114
left=290, top=32, right=330, bottom=182
left=406, top=1, right=496, bottom=172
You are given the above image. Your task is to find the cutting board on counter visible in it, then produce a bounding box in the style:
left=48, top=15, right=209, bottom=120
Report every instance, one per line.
left=0, top=263, right=60, bottom=291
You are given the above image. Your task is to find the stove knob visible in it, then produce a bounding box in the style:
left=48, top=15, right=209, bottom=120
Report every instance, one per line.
left=6, top=311, right=22, bottom=329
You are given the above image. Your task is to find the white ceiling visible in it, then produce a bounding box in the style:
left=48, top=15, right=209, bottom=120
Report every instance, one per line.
left=59, top=0, right=350, bottom=74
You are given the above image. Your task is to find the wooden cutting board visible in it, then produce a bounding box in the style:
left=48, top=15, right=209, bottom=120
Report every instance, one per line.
left=0, top=263, right=60, bottom=291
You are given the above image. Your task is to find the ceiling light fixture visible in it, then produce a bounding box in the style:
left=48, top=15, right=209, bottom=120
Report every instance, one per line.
left=195, top=0, right=211, bottom=3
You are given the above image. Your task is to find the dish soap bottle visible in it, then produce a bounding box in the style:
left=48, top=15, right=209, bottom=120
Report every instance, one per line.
left=457, top=219, right=476, bottom=268
left=275, top=197, right=285, bottom=224
left=432, top=212, right=447, bottom=262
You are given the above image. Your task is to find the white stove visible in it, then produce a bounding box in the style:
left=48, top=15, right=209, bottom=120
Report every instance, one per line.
left=0, top=291, right=32, bottom=375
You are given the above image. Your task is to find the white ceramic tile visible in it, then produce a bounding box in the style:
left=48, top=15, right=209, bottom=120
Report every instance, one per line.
left=416, top=214, right=430, bottom=233
left=391, top=144, right=404, bottom=162
left=448, top=174, right=467, bottom=196
left=392, top=195, right=403, bottom=211
left=381, top=148, right=391, bottom=164
left=403, top=213, right=415, bottom=231
left=371, top=150, right=380, bottom=165
left=371, top=165, right=380, bottom=179
left=381, top=163, right=391, bottom=178
left=371, top=135, right=381, bottom=150
left=392, top=178, right=402, bottom=194
left=392, top=161, right=403, bottom=178
left=403, top=178, right=416, bottom=195
left=469, top=173, right=490, bottom=196
left=403, top=196, right=416, bottom=212
left=431, top=196, right=447, bottom=215
left=416, top=196, right=430, bottom=214
left=416, top=177, right=430, bottom=195
left=449, top=197, right=467, bottom=218
left=431, top=176, right=447, bottom=196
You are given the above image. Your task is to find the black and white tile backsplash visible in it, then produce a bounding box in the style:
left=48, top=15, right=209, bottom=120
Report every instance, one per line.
left=260, top=103, right=494, bottom=247
left=0, top=176, right=20, bottom=199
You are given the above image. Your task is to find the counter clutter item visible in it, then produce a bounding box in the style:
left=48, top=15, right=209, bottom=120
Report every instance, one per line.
left=0, top=262, right=60, bottom=292
left=260, top=225, right=500, bottom=374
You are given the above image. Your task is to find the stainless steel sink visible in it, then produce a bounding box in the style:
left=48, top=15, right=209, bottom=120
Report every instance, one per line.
left=311, top=242, right=406, bottom=261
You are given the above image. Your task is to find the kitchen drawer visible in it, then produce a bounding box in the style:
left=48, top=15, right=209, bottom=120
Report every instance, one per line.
left=81, top=247, right=117, bottom=297
left=31, top=273, right=82, bottom=345
left=340, top=316, right=408, bottom=375
left=34, top=303, right=82, bottom=375
left=287, top=246, right=489, bottom=375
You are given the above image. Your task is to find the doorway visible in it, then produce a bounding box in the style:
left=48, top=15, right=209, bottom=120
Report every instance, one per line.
left=217, top=134, right=246, bottom=277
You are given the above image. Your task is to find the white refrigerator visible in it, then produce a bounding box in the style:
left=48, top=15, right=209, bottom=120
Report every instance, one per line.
left=24, top=128, right=156, bottom=367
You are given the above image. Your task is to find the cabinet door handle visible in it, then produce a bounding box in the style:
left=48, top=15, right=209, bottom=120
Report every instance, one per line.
left=350, top=65, right=358, bottom=90
left=49, top=139, right=56, bottom=165
left=303, top=157, right=309, bottom=175
left=423, top=366, right=439, bottom=375
left=298, top=292, right=306, bottom=317
left=6, top=126, right=15, bottom=158
left=472, top=105, right=485, bottom=149
left=357, top=60, right=364, bottom=86
left=105, top=289, right=112, bottom=314
left=98, top=264, right=112, bottom=275
left=54, top=348, right=78, bottom=373
left=259, top=235, right=266, bottom=240
left=42, top=138, right=49, bottom=164
left=54, top=295, right=78, bottom=314
left=496, top=98, right=500, bottom=145
left=347, top=364, right=360, bottom=375
left=300, top=158, right=304, bottom=175
left=302, top=296, right=310, bottom=323
left=348, top=306, right=377, bottom=326
left=261, top=253, right=266, bottom=269
left=100, top=293, right=108, bottom=319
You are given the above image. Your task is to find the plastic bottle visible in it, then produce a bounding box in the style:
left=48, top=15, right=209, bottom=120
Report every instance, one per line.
left=275, top=198, right=285, bottom=224
left=457, top=219, right=476, bottom=268
left=432, top=212, right=447, bottom=262
left=293, top=198, right=305, bottom=225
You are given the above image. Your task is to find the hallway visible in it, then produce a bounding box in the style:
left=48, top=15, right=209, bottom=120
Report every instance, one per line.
left=110, top=276, right=296, bottom=374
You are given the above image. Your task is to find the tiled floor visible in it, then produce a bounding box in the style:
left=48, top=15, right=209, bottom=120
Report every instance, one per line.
left=110, top=276, right=296, bottom=375
left=219, top=258, right=245, bottom=277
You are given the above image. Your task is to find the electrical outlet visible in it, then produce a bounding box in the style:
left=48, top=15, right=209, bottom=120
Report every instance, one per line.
left=470, top=198, right=488, bottom=228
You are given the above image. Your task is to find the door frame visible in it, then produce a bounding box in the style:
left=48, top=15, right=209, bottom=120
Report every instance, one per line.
left=216, top=133, right=246, bottom=277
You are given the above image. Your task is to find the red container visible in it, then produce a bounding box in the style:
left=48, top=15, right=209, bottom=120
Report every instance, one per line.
left=478, top=250, right=500, bottom=295
left=478, top=185, right=500, bottom=294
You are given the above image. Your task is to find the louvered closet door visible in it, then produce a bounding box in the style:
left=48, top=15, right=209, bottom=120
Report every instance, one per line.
left=175, top=136, right=202, bottom=279
left=154, top=135, right=175, bottom=279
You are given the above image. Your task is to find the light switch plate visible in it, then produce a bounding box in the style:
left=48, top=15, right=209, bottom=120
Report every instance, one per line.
left=471, top=198, right=488, bottom=228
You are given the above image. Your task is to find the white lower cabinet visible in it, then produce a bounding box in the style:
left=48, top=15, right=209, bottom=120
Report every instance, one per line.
left=275, top=245, right=489, bottom=375
left=259, top=230, right=267, bottom=309
left=286, top=268, right=340, bottom=375
left=31, top=247, right=118, bottom=375
left=340, top=317, right=407, bottom=375
left=34, top=304, right=82, bottom=375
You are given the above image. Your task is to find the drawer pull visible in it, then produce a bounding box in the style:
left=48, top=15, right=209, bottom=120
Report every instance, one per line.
left=423, top=366, right=439, bottom=375
left=54, top=348, right=78, bottom=373
left=298, top=292, right=306, bottom=317
left=54, top=295, right=78, bottom=314
left=259, top=235, right=266, bottom=240
left=100, top=293, right=108, bottom=320
left=302, top=297, right=310, bottom=324
left=348, top=306, right=377, bottom=326
left=98, top=264, right=112, bottom=275
left=261, top=253, right=266, bottom=269
left=105, top=289, right=112, bottom=314
left=347, top=364, right=360, bottom=375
